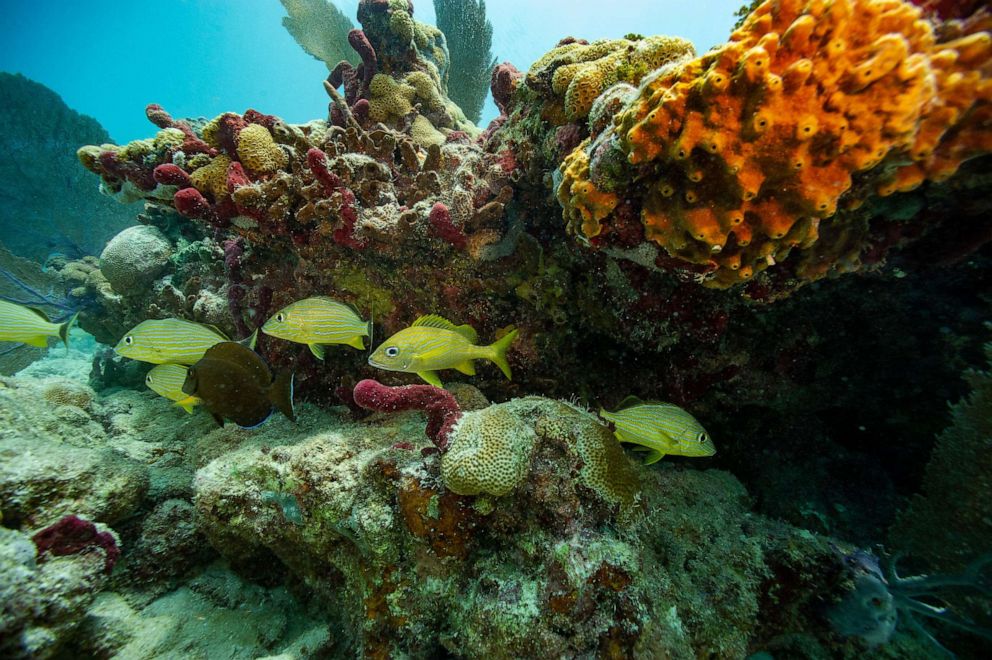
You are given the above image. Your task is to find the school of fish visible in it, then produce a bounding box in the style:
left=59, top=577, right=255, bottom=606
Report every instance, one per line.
left=1, top=294, right=714, bottom=460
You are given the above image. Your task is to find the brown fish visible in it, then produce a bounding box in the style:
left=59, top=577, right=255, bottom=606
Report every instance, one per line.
left=180, top=342, right=295, bottom=428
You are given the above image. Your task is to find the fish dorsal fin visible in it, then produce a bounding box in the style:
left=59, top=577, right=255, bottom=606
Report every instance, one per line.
left=26, top=307, right=51, bottom=322
left=314, top=295, right=350, bottom=308
left=616, top=395, right=645, bottom=411
left=200, top=323, right=231, bottom=340
left=312, top=296, right=364, bottom=319
left=412, top=315, right=478, bottom=342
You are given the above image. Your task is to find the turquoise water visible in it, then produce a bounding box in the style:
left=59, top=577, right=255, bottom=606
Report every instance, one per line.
left=1, top=1, right=990, bottom=658
left=0, top=0, right=741, bottom=142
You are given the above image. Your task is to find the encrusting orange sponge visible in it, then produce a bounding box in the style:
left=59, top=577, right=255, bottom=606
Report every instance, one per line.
left=558, top=0, right=992, bottom=288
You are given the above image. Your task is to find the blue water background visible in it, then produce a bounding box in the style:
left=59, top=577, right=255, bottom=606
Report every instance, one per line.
left=0, top=0, right=742, bottom=143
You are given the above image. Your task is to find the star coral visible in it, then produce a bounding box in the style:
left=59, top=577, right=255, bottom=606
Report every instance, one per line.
left=527, top=34, right=695, bottom=123
left=557, top=0, right=992, bottom=289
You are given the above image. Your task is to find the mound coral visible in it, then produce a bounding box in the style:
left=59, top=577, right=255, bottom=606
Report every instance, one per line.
left=98, top=225, right=172, bottom=293
left=557, top=0, right=992, bottom=289
left=527, top=34, right=694, bottom=122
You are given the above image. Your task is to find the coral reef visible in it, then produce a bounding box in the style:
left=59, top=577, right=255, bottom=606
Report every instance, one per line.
left=0, top=73, right=137, bottom=262
left=46, top=7, right=992, bottom=656
left=0, top=525, right=111, bottom=659
left=190, top=386, right=879, bottom=657
left=554, top=0, right=992, bottom=290
left=434, top=0, right=497, bottom=123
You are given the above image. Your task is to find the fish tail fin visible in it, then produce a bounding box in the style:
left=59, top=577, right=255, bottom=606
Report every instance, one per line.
left=270, top=370, right=296, bottom=422
left=239, top=328, right=259, bottom=351
left=367, top=305, right=374, bottom=357
left=488, top=328, right=519, bottom=380
left=59, top=312, right=79, bottom=349
left=174, top=396, right=199, bottom=414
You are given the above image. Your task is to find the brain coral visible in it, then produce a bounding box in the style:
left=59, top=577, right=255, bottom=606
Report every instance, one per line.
left=99, top=225, right=172, bottom=293
left=527, top=35, right=695, bottom=121
left=558, top=0, right=992, bottom=288
left=535, top=403, right=641, bottom=515
left=236, top=124, right=287, bottom=174
left=441, top=403, right=537, bottom=496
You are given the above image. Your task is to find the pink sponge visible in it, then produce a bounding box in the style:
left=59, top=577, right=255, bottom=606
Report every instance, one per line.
left=353, top=379, right=463, bottom=451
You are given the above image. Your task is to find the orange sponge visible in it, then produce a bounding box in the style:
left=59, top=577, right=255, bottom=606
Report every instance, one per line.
left=558, top=0, right=992, bottom=288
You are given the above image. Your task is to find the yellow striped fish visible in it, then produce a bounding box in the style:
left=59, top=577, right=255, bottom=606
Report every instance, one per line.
left=145, top=364, right=201, bottom=413
left=261, top=296, right=371, bottom=360
left=368, top=314, right=518, bottom=388
left=114, top=318, right=257, bottom=365
left=599, top=397, right=715, bottom=464
left=0, top=300, right=77, bottom=348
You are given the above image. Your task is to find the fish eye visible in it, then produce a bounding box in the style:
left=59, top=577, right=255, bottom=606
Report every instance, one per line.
left=276, top=313, right=286, bottom=323
left=385, top=346, right=400, bottom=358
left=698, top=432, right=708, bottom=443
left=124, top=336, right=133, bottom=345
left=145, top=375, right=152, bottom=384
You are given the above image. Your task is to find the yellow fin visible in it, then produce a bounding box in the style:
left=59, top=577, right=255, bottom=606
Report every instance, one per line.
left=644, top=450, right=665, bottom=465
left=487, top=328, right=518, bottom=380
left=344, top=335, right=366, bottom=350
left=417, top=371, right=443, bottom=388
left=453, top=360, right=476, bottom=375
left=25, top=336, right=48, bottom=347
left=309, top=343, right=326, bottom=360
left=412, top=315, right=478, bottom=343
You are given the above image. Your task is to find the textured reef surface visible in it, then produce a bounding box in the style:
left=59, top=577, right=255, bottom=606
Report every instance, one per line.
left=1, top=0, right=991, bottom=657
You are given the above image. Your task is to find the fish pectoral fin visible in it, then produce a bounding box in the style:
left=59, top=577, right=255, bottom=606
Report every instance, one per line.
left=308, top=343, right=326, bottom=361
left=343, top=335, right=366, bottom=350
left=417, top=371, right=444, bottom=388
left=643, top=450, right=666, bottom=465
left=453, top=360, right=476, bottom=376
left=24, top=336, right=49, bottom=348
